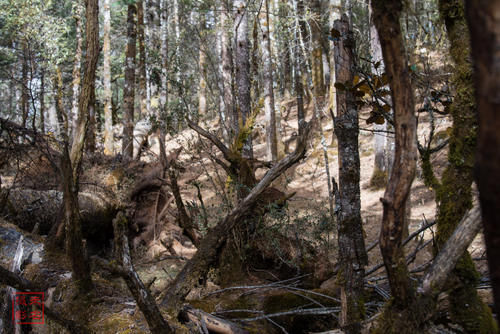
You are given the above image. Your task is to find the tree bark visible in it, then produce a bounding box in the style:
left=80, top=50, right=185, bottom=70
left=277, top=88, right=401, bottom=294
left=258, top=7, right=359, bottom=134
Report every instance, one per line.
left=310, top=0, right=325, bottom=97
left=333, top=16, right=368, bottom=334
left=234, top=0, right=253, bottom=159
left=465, top=0, right=500, bottom=319
left=261, top=0, right=278, bottom=162
left=137, top=1, right=148, bottom=118
left=103, top=0, right=113, bottom=155
left=122, top=4, right=137, bottom=160
left=39, top=69, right=45, bottom=134
left=64, top=0, right=100, bottom=292
left=21, top=45, right=29, bottom=128
left=70, top=2, right=83, bottom=138
left=372, top=0, right=417, bottom=309
left=219, top=0, right=236, bottom=138
left=198, top=12, right=208, bottom=118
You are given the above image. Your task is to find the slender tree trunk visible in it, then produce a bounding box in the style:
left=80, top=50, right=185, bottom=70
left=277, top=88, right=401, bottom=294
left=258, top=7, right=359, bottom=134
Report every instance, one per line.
left=39, top=70, right=45, bottom=134
left=310, top=0, right=325, bottom=97
left=261, top=0, right=278, bottom=161
left=465, top=0, right=500, bottom=322
left=21, top=45, right=28, bottom=128
left=103, top=0, right=113, bottom=155
left=293, top=0, right=305, bottom=136
left=122, top=4, right=137, bottom=159
left=64, top=0, right=100, bottom=292
left=71, top=2, right=83, bottom=137
left=54, top=67, right=67, bottom=134
left=234, top=0, right=253, bottom=159
left=220, top=0, right=236, bottom=138
left=333, top=16, right=368, bottom=334
left=198, top=12, right=207, bottom=118
left=372, top=0, right=416, bottom=309
left=137, top=1, right=148, bottom=118
left=160, top=0, right=168, bottom=117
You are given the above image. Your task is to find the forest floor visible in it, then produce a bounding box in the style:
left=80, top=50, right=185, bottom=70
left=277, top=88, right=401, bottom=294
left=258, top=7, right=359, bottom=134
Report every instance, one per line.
left=0, top=95, right=492, bottom=333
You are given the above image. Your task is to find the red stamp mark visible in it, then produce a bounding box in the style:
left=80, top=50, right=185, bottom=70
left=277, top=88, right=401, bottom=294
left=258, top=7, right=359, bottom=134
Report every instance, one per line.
left=12, top=292, right=44, bottom=325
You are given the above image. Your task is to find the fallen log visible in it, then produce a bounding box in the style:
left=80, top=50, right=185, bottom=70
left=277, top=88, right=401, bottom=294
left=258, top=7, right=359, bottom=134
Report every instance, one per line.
left=180, top=306, right=249, bottom=334
left=1, top=188, right=116, bottom=243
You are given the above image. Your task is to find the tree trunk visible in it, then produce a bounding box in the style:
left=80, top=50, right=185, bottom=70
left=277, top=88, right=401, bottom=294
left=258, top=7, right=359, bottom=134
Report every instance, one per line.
left=71, top=2, right=83, bottom=138
left=261, top=0, right=278, bottom=162
left=65, top=0, right=100, bottom=292
left=219, top=0, right=236, bottom=138
left=198, top=11, right=207, bottom=117
left=310, top=0, right=325, bottom=97
left=293, top=0, right=305, bottom=136
left=368, top=4, right=388, bottom=187
left=39, top=70, right=45, bottom=134
left=137, top=1, right=148, bottom=118
left=430, top=1, right=497, bottom=331
left=122, top=4, right=137, bottom=160
left=278, top=0, right=292, bottom=98
left=103, top=0, right=113, bottom=155
left=372, top=0, right=416, bottom=310
left=234, top=0, right=253, bottom=159
left=86, top=88, right=96, bottom=153
left=465, top=0, right=500, bottom=320
left=21, top=45, right=29, bottom=128
left=333, top=16, right=368, bottom=334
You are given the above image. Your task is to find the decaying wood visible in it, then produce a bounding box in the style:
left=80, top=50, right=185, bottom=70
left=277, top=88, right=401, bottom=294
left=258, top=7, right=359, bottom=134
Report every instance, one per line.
left=180, top=306, right=249, bottom=334
left=2, top=188, right=115, bottom=238
left=161, top=122, right=312, bottom=312
left=96, top=211, right=174, bottom=333
left=419, top=206, right=482, bottom=296
left=0, top=265, right=89, bottom=334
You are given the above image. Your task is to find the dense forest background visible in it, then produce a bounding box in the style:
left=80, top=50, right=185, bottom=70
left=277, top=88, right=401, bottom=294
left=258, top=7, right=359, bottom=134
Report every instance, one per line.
left=0, top=0, right=499, bottom=333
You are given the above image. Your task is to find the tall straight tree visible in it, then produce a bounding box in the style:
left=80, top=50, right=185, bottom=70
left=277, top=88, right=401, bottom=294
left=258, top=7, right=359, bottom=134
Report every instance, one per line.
left=310, top=0, right=325, bottom=97
left=333, top=15, right=368, bottom=333
left=465, top=0, right=500, bottom=321
left=198, top=10, right=207, bottom=117
left=219, top=0, right=236, bottom=138
left=70, top=1, right=83, bottom=137
left=137, top=1, right=148, bottom=118
left=122, top=3, right=137, bottom=159
left=63, top=0, right=100, bottom=292
left=103, top=0, right=113, bottom=155
left=260, top=0, right=277, bottom=161
left=372, top=0, right=417, bottom=310
left=234, top=0, right=252, bottom=158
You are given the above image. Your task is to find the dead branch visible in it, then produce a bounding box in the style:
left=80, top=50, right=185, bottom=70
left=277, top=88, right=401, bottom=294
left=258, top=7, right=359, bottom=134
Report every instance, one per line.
left=95, top=211, right=174, bottom=334
left=161, top=122, right=312, bottom=312
left=419, top=206, right=482, bottom=296
left=180, top=306, right=250, bottom=334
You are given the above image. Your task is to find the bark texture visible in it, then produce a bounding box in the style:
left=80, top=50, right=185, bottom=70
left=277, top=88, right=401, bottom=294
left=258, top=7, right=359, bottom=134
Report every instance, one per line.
left=333, top=15, right=368, bottom=334
left=70, top=3, right=83, bottom=137
left=103, top=0, right=113, bottom=155
left=64, top=0, right=100, bottom=292
left=122, top=4, right=137, bottom=159
left=465, top=0, right=500, bottom=320
left=372, top=0, right=416, bottom=309
left=261, top=0, right=278, bottom=161
left=234, top=0, right=253, bottom=159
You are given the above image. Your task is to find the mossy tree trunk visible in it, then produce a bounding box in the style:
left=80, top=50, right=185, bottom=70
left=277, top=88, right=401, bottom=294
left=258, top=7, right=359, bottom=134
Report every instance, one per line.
left=333, top=15, right=368, bottom=334
left=372, top=0, right=417, bottom=314
left=421, top=1, right=498, bottom=332
left=465, top=0, right=500, bottom=322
